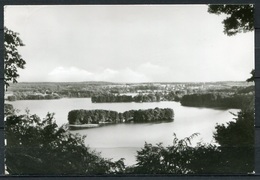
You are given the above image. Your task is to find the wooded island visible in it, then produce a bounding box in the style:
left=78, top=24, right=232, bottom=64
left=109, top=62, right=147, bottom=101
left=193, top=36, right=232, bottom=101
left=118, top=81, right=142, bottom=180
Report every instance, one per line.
left=68, top=107, right=174, bottom=128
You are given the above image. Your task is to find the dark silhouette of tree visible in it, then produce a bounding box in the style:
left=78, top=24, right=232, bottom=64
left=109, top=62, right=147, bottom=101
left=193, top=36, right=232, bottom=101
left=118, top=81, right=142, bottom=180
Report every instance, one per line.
left=5, top=111, right=125, bottom=175
left=246, top=69, right=255, bottom=82
left=4, top=27, right=26, bottom=90
left=130, top=133, right=202, bottom=174
left=128, top=106, right=254, bottom=174
left=208, top=5, right=254, bottom=36
left=207, top=6, right=255, bottom=173
left=213, top=104, right=254, bottom=173
left=208, top=5, right=255, bottom=82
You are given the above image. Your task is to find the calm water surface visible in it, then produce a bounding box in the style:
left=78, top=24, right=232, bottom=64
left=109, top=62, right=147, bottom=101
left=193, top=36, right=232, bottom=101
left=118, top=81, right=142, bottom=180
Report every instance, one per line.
left=9, top=98, right=239, bottom=165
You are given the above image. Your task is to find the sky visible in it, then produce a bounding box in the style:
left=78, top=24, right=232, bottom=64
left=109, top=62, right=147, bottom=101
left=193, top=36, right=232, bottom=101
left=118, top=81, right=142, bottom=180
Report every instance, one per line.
left=4, top=5, right=254, bottom=83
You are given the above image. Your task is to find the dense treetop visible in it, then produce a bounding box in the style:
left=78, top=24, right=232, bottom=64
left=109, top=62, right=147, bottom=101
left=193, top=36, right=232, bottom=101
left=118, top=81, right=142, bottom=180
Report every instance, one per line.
left=4, top=27, right=26, bottom=90
left=208, top=5, right=254, bottom=36
left=5, top=111, right=125, bottom=175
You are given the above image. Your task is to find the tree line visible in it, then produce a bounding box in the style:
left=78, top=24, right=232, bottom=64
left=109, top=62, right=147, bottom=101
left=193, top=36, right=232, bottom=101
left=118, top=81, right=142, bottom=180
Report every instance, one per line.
left=91, top=93, right=161, bottom=103
left=68, top=107, right=174, bottom=125
left=180, top=93, right=253, bottom=109
left=91, top=92, right=182, bottom=103
left=8, top=93, right=61, bottom=101
left=7, top=90, right=96, bottom=101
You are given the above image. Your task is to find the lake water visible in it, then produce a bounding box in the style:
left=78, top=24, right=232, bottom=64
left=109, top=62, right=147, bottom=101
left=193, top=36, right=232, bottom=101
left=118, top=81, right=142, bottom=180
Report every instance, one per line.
left=8, top=98, right=239, bottom=166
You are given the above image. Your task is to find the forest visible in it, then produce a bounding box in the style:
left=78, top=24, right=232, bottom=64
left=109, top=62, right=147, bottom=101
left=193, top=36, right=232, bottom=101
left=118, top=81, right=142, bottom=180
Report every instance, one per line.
left=181, top=93, right=253, bottom=109
left=91, top=93, right=162, bottom=103
left=68, top=108, right=174, bottom=125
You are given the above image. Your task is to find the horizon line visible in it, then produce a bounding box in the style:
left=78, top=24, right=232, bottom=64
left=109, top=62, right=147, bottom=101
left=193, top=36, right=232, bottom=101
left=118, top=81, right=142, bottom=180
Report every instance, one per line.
left=13, top=80, right=250, bottom=84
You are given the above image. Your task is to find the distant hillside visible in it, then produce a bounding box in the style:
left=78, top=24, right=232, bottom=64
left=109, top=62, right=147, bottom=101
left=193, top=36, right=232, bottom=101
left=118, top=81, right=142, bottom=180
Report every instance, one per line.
left=6, top=81, right=253, bottom=94
left=17, top=81, right=121, bottom=85
left=7, top=81, right=121, bottom=91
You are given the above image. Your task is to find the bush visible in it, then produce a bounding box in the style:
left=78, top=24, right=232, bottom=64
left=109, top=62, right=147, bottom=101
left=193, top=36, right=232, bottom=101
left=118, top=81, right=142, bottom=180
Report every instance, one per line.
left=5, top=112, right=125, bottom=175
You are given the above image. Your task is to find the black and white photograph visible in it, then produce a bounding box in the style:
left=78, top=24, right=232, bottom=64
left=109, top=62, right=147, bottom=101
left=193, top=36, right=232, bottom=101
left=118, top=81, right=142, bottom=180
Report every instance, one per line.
left=4, top=4, right=254, bottom=175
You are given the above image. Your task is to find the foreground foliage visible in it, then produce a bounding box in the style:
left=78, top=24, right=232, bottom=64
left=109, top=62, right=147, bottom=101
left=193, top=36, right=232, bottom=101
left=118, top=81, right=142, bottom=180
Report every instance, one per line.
left=5, top=104, right=254, bottom=174
left=126, top=135, right=223, bottom=174
left=4, top=27, right=26, bottom=90
left=208, top=5, right=253, bottom=36
left=5, top=111, right=125, bottom=175
left=213, top=107, right=254, bottom=173
left=128, top=105, right=254, bottom=174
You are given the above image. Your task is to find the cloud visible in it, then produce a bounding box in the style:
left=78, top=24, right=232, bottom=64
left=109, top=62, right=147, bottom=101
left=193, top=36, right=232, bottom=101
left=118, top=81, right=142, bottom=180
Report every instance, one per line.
left=138, top=62, right=168, bottom=73
left=115, top=68, right=151, bottom=82
left=136, top=62, right=170, bottom=81
left=47, top=66, right=150, bottom=82
left=48, top=66, right=93, bottom=82
left=94, top=68, right=150, bottom=82
left=95, top=68, right=118, bottom=81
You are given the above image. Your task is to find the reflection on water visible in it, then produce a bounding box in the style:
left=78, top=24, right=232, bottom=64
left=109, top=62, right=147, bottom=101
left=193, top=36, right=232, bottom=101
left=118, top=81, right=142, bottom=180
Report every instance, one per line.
left=9, top=98, right=239, bottom=165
